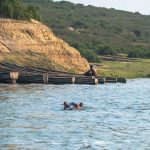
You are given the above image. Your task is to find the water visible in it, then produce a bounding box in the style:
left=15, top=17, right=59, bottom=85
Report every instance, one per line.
left=0, top=79, right=150, bottom=150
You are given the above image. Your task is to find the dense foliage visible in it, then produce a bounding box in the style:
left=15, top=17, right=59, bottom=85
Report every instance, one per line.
left=0, top=0, right=40, bottom=20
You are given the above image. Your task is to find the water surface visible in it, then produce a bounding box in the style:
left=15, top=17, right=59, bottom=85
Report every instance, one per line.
left=0, top=79, right=150, bottom=150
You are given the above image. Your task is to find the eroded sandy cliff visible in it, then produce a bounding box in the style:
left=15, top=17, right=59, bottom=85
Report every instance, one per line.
left=0, top=19, right=89, bottom=72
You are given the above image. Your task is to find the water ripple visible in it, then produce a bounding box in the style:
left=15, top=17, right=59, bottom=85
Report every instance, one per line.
left=0, top=78, right=150, bottom=149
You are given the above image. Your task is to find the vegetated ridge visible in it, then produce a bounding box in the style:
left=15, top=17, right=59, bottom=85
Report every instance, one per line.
left=24, top=0, right=150, bottom=62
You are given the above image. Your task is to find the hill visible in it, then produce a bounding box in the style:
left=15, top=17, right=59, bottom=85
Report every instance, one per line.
left=0, top=19, right=89, bottom=72
left=24, top=0, right=150, bottom=60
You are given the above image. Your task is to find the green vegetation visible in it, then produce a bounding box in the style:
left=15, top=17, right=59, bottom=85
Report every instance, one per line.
left=0, top=0, right=40, bottom=20
left=23, top=0, right=150, bottom=61
left=96, top=59, right=150, bottom=78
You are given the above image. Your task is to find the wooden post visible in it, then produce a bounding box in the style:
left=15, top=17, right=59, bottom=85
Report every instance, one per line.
left=10, top=71, right=19, bottom=84
left=43, top=73, right=49, bottom=84
left=72, top=77, right=75, bottom=84
left=95, top=78, right=98, bottom=85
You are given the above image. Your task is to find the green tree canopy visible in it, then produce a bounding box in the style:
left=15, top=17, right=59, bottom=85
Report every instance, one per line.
left=0, top=0, right=40, bottom=20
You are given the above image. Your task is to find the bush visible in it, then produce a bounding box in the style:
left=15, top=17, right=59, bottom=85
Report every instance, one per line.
left=71, top=21, right=88, bottom=29
left=72, top=42, right=101, bottom=63
left=128, top=50, right=150, bottom=58
left=80, top=49, right=101, bottom=63
left=96, top=46, right=117, bottom=56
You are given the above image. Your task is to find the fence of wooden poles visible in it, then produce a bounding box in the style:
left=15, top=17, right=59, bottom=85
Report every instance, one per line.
left=0, top=62, right=126, bottom=85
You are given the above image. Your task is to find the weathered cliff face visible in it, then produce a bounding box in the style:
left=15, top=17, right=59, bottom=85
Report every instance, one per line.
left=0, top=19, right=89, bottom=72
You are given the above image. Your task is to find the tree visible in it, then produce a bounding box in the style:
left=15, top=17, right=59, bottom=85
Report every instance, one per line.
left=96, top=46, right=117, bottom=56
left=0, top=0, right=40, bottom=20
left=26, top=5, right=40, bottom=20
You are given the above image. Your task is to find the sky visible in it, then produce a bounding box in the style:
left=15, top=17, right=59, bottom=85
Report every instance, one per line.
left=54, top=0, right=150, bottom=15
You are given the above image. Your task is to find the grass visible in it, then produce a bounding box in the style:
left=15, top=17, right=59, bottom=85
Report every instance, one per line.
left=96, top=58, right=150, bottom=78
left=0, top=51, right=77, bottom=71
left=0, top=51, right=55, bottom=69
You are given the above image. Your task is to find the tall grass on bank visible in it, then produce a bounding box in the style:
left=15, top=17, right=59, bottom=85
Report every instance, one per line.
left=97, top=59, right=150, bottom=78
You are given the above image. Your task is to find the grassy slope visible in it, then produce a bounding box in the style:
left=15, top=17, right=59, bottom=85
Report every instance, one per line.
left=0, top=51, right=55, bottom=69
left=23, top=0, right=150, bottom=56
left=96, top=59, right=150, bottom=78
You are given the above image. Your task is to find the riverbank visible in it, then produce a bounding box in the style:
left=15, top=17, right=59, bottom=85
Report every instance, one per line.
left=95, top=58, right=150, bottom=78
left=1, top=53, right=149, bottom=79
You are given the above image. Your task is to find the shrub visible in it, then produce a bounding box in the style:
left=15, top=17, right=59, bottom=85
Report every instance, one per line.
left=128, top=50, right=150, bottom=58
left=72, top=43, right=101, bottom=63
left=96, top=46, right=117, bottom=56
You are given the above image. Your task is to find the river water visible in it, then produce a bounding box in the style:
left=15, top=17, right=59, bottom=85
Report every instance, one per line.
left=0, top=79, right=150, bottom=150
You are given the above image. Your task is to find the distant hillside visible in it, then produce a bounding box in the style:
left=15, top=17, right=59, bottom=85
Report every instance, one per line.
left=24, top=0, right=150, bottom=60
left=0, top=19, right=89, bottom=72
